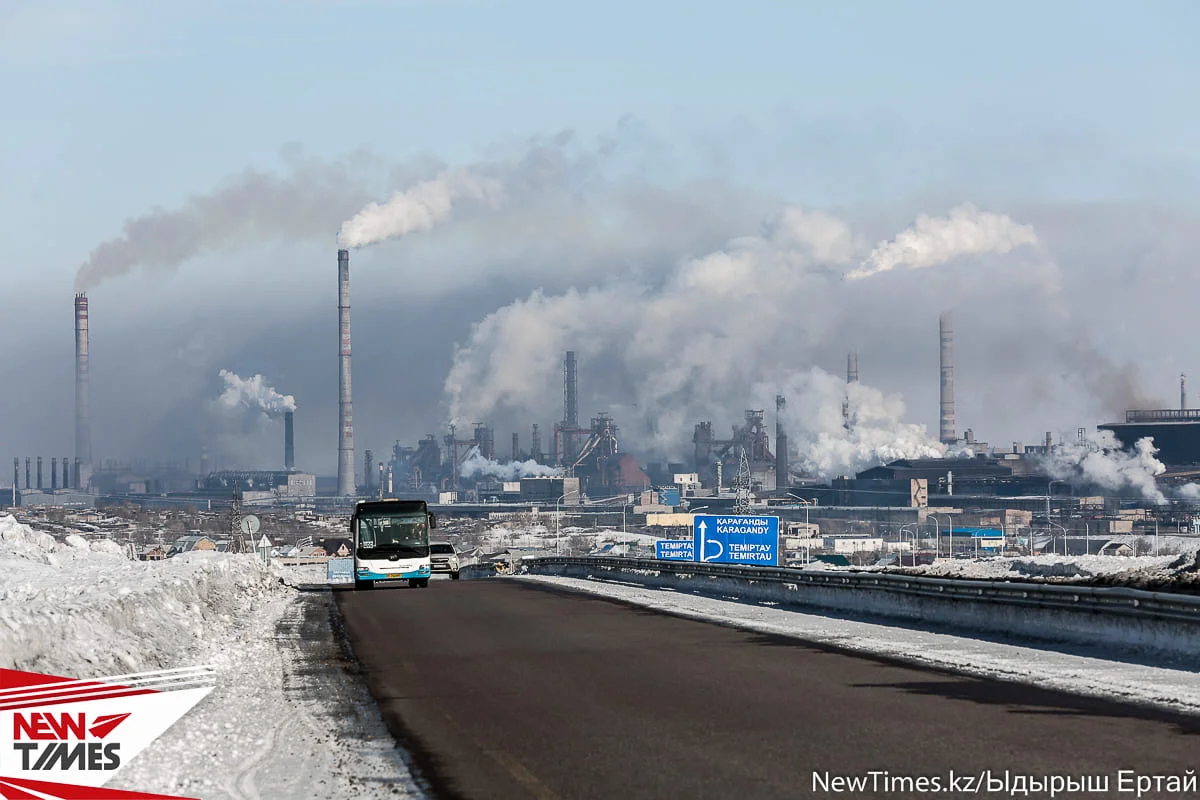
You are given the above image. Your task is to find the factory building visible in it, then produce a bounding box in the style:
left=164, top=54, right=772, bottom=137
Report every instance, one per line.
left=6, top=489, right=96, bottom=509
left=693, top=410, right=777, bottom=492
left=199, top=470, right=317, bottom=499
left=518, top=476, right=581, bottom=504
left=1099, top=410, right=1200, bottom=466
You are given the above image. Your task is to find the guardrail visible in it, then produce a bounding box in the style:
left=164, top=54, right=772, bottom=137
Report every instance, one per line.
left=482, top=556, right=1200, bottom=658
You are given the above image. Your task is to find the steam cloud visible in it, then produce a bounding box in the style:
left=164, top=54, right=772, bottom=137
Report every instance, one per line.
left=73, top=155, right=386, bottom=290
left=755, top=369, right=946, bottom=477
left=217, top=369, right=296, bottom=419
left=338, top=169, right=505, bottom=249
left=444, top=204, right=1039, bottom=476
left=847, top=203, right=1038, bottom=280
left=1041, top=431, right=1167, bottom=504
left=458, top=450, right=561, bottom=481
left=72, top=130, right=629, bottom=291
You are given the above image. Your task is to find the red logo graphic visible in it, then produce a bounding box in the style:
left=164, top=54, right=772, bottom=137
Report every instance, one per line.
left=2, top=667, right=214, bottom=800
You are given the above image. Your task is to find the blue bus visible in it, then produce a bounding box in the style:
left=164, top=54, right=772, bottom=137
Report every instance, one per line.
left=352, top=499, right=435, bottom=589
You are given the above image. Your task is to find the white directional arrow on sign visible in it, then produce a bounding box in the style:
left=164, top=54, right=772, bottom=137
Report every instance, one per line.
left=698, top=520, right=707, bottom=535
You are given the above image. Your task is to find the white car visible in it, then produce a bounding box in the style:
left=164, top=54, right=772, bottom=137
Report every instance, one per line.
left=429, top=541, right=461, bottom=579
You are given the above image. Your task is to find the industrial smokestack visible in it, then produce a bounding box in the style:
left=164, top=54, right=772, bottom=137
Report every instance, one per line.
left=284, top=411, right=295, bottom=470
left=337, top=249, right=356, bottom=497
left=512, top=432, right=519, bottom=461
left=36, top=457, right=43, bottom=490
left=74, top=293, right=92, bottom=475
left=25, top=458, right=30, bottom=489
left=939, top=311, right=956, bottom=445
left=847, top=352, right=859, bottom=384
left=531, top=424, right=542, bottom=463
left=775, top=395, right=788, bottom=491
left=62, top=456, right=69, bottom=489
left=51, top=458, right=57, bottom=491
left=364, top=449, right=375, bottom=490
left=12, top=458, right=18, bottom=493
left=564, top=351, right=578, bottom=427
left=1182, top=373, right=1187, bottom=411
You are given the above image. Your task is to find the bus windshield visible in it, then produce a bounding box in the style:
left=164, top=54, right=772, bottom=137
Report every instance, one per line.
left=356, top=512, right=429, bottom=558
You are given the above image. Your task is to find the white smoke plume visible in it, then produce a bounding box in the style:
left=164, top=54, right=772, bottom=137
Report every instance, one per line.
left=338, top=168, right=505, bottom=249
left=444, top=203, right=1042, bottom=470
left=458, top=450, right=561, bottom=481
left=1178, top=484, right=1200, bottom=500
left=72, top=128, right=636, bottom=291
left=847, top=203, right=1039, bottom=280
left=217, top=369, right=296, bottom=419
left=1040, top=431, right=1166, bottom=504
left=74, top=154, right=389, bottom=290
left=755, top=369, right=946, bottom=478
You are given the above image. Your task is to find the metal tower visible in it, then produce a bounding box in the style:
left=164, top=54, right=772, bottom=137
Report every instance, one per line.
left=228, top=482, right=246, bottom=554
left=733, top=447, right=752, bottom=515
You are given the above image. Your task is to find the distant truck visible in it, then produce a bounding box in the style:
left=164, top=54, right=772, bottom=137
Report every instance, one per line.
left=352, top=499, right=436, bottom=590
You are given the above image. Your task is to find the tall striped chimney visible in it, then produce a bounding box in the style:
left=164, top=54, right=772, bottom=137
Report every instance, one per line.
left=337, top=249, right=356, bottom=497
left=775, top=395, right=788, bottom=490
left=939, top=311, right=956, bottom=445
left=284, top=411, right=295, bottom=470
left=75, top=293, right=92, bottom=476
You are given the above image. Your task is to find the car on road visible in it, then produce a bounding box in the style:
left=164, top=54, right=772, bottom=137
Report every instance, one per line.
left=430, top=541, right=461, bottom=579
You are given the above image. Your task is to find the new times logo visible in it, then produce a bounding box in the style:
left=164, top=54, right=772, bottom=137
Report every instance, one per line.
left=1, top=666, right=216, bottom=800
left=12, top=710, right=129, bottom=771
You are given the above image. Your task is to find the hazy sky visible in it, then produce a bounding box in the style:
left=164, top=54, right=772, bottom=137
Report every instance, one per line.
left=3, top=0, right=1199, bottom=476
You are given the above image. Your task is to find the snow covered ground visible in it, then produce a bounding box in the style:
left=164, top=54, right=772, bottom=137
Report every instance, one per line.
left=880, top=553, right=1180, bottom=581
left=518, top=573, right=1200, bottom=715
left=0, top=514, right=423, bottom=799
left=874, top=550, right=1200, bottom=592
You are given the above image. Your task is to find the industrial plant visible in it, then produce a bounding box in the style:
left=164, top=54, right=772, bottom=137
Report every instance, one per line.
left=6, top=248, right=1200, bottom=566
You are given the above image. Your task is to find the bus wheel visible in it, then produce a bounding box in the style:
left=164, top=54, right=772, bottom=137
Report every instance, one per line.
left=415, top=578, right=430, bottom=588
left=355, top=579, right=374, bottom=590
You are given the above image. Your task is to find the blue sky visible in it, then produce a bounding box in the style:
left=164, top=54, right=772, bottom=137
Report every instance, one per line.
left=4, top=0, right=1200, bottom=290
left=4, top=0, right=1200, bottom=469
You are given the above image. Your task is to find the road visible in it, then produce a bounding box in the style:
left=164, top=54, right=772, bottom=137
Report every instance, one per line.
left=336, top=578, right=1200, bottom=799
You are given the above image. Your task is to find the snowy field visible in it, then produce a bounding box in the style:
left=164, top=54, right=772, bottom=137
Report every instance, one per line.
left=518, top=573, right=1200, bottom=715
left=0, top=515, right=423, bottom=799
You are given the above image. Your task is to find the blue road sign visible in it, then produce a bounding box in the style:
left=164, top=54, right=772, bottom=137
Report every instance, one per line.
left=692, top=515, right=779, bottom=565
left=656, top=539, right=695, bottom=561
left=327, top=557, right=354, bottom=583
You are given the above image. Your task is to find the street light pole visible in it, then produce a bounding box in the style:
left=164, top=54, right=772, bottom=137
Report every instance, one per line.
left=1048, top=520, right=1068, bottom=556
left=899, top=524, right=918, bottom=566
left=555, top=493, right=567, bottom=555
left=788, top=493, right=816, bottom=564
left=1046, top=479, right=1066, bottom=556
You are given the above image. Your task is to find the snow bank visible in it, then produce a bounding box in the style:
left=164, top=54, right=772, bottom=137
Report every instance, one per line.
left=0, top=514, right=280, bottom=676
left=883, top=554, right=1178, bottom=582
left=0, top=514, right=130, bottom=565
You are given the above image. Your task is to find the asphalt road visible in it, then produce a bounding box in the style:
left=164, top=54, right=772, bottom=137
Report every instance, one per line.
left=336, top=578, right=1200, bottom=800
